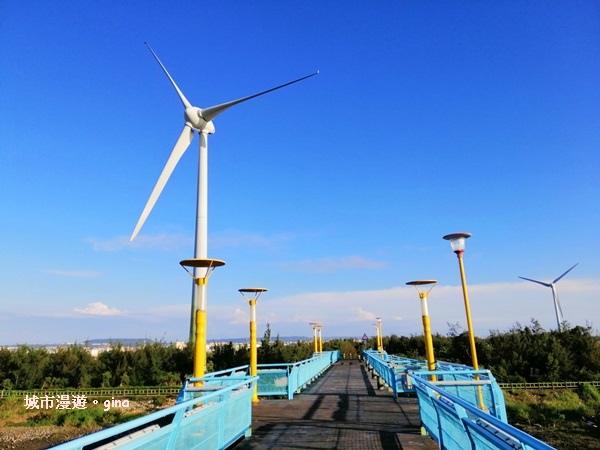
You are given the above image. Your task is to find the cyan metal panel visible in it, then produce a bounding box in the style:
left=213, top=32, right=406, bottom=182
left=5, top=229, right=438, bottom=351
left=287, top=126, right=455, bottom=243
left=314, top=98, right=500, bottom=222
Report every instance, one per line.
left=363, top=350, right=553, bottom=450
left=49, top=376, right=257, bottom=450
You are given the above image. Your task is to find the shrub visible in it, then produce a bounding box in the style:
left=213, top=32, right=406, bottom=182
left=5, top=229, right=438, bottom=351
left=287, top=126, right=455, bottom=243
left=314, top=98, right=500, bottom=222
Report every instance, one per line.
left=578, top=383, right=600, bottom=403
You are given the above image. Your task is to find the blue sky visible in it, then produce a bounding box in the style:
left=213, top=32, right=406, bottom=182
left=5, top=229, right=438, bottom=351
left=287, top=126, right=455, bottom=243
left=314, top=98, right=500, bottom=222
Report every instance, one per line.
left=1, top=1, right=599, bottom=345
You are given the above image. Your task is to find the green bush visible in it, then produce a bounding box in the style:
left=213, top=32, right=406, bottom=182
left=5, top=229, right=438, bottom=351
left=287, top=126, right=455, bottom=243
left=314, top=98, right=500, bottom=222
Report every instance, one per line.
left=578, top=383, right=600, bottom=403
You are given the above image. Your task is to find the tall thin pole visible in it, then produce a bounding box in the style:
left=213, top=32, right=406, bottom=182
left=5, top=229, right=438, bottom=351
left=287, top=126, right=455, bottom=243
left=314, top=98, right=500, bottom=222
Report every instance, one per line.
left=249, top=299, right=258, bottom=402
left=181, top=259, right=225, bottom=382
left=550, top=285, right=563, bottom=331
left=419, top=291, right=437, bottom=382
left=239, top=288, right=266, bottom=403
left=190, top=132, right=210, bottom=344
left=374, top=324, right=381, bottom=352
left=456, top=251, right=486, bottom=410
left=377, top=318, right=383, bottom=354
left=318, top=326, right=323, bottom=353
left=456, top=252, right=479, bottom=371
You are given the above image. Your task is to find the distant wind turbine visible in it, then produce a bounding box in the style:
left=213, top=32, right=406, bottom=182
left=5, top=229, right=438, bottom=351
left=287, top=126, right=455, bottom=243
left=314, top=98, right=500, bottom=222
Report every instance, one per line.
left=518, top=263, right=578, bottom=331
left=131, top=43, right=317, bottom=341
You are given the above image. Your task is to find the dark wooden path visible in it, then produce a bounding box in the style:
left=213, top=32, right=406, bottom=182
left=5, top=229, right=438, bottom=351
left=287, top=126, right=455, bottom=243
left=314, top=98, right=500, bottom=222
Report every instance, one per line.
left=233, top=359, right=438, bottom=449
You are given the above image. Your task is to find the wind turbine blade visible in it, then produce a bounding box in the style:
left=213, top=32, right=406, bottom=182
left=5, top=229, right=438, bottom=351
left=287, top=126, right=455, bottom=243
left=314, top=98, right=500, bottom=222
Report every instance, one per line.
left=130, top=126, right=194, bottom=241
left=201, top=71, right=319, bottom=122
left=518, top=276, right=551, bottom=287
left=553, top=263, right=579, bottom=284
left=145, top=42, right=192, bottom=109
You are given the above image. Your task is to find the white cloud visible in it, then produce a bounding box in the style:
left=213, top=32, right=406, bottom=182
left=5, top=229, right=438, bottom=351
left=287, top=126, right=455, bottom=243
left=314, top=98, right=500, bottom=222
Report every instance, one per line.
left=19, top=278, right=596, bottom=343
left=74, top=302, right=124, bottom=316
left=278, top=255, right=387, bottom=273
left=42, top=270, right=100, bottom=277
left=215, top=278, right=600, bottom=338
left=356, top=307, right=378, bottom=322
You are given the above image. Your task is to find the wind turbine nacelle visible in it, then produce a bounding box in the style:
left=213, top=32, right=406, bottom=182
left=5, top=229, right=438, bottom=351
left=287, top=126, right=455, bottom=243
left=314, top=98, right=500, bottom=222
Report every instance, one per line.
left=185, top=107, right=215, bottom=134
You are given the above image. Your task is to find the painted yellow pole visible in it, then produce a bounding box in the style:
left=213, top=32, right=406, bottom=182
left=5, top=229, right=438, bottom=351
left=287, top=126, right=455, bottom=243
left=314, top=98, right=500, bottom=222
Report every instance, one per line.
left=180, top=258, right=225, bottom=385
left=318, top=326, right=323, bottom=353
left=456, top=252, right=486, bottom=410
left=419, top=292, right=437, bottom=382
left=457, top=254, right=479, bottom=370
left=407, top=280, right=438, bottom=382
left=239, top=288, right=266, bottom=404
left=310, top=323, right=320, bottom=354
left=377, top=318, right=384, bottom=354
left=249, top=299, right=258, bottom=402
left=374, top=324, right=381, bottom=352
left=193, top=277, right=208, bottom=381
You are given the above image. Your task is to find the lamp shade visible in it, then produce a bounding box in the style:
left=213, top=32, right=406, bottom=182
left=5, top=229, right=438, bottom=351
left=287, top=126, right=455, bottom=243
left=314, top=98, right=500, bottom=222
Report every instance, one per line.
left=443, top=232, right=472, bottom=252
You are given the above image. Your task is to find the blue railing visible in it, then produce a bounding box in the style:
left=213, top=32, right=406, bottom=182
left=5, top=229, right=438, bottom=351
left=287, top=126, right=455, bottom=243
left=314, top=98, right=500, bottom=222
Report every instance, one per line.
left=412, top=369, right=507, bottom=423
left=50, top=375, right=257, bottom=450
left=196, top=351, right=340, bottom=399
left=411, top=375, right=554, bottom=450
left=363, top=350, right=555, bottom=449
left=363, top=349, right=506, bottom=418
left=50, top=352, right=339, bottom=449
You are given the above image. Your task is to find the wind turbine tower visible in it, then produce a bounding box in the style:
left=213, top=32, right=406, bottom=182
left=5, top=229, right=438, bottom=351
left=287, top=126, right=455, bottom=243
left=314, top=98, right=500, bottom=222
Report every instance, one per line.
left=131, top=43, right=317, bottom=342
left=518, top=263, right=578, bottom=331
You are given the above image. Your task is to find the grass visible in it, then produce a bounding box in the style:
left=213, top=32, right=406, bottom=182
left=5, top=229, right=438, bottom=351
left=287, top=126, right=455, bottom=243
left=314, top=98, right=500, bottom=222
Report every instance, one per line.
left=0, top=395, right=169, bottom=428
left=505, top=383, right=600, bottom=449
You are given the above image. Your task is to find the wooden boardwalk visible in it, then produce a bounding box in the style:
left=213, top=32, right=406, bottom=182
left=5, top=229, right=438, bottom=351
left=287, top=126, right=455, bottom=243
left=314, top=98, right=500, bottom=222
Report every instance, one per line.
left=233, top=359, right=438, bottom=450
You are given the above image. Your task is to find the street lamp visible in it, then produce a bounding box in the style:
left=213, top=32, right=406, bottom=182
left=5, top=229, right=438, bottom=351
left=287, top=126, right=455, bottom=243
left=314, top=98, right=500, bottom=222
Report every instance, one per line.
left=376, top=317, right=383, bottom=354
left=443, top=232, right=486, bottom=410
left=180, top=258, right=226, bottom=380
left=239, top=287, right=267, bottom=403
left=406, top=280, right=437, bottom=381
left=372, top=322, right=381, bottom=353
left=318, top=325, right=323, bottom=353
left=309, top=322, right=320, bottom=354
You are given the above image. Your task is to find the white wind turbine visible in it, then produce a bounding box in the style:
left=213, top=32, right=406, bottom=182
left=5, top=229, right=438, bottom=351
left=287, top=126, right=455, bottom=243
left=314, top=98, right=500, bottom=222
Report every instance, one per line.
left=518, top=263, right=578, bottom=331
left=131, top=43, right=317, bottom=341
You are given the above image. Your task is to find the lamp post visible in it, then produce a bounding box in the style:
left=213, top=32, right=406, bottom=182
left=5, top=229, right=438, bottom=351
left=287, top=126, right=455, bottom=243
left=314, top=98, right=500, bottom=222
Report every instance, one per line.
left=372, top=322, right=381, bottom=353
left=376, top=317, right=384, bottom=353
left=443, top=232, right=486, bottom=410
left=406, top=280, right=437, bottom=381
left=180, top=258, right=226, bottom=381
left=239, top=287, right=267, bottom=403
left=309, top=322, right=320, bottom=354
left=318, top=325, right=323, bottom=353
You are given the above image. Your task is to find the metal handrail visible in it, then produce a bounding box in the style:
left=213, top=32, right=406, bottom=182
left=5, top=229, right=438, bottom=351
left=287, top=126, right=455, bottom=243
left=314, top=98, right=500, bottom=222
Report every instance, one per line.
left=410, top=375, right=555, bottom=450
left=49, top=375, right=258, bottom=450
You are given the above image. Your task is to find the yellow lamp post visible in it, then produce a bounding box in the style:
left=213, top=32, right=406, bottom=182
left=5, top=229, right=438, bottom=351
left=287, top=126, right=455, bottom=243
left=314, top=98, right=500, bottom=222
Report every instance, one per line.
left=443, top=232, right=486, bottom=410
left=406, top=280, right=438, bottom=381
left=317, top=325, right=323, bottom=353
left=376, top=317, right=383, bottom=354
left=309, top=322, right=320, bottom=354
left=372, top=322, right=381, bottom=352
left=180, top=258, right=226, bottom=381
left=239, top=287, right=267, bottom=403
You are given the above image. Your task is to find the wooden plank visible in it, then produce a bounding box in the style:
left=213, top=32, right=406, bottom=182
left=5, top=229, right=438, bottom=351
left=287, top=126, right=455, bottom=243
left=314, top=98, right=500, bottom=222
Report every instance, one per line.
left=233, top=360, right=438, bottom=450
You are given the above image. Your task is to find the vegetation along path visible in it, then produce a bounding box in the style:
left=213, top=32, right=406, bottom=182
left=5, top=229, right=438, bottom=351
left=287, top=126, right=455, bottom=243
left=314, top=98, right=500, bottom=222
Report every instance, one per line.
left=234, top=359, right=437, bottom=450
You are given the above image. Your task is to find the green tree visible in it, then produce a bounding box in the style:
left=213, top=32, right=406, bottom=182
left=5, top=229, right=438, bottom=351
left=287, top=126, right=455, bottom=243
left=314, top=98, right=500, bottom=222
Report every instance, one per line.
left=97, top=343, right=131, bottom=387
left=47, top=346, right=98, bottom=388
left=7, top=346, right=50, bottom=389
left=209, top=342, right=249, bottom=371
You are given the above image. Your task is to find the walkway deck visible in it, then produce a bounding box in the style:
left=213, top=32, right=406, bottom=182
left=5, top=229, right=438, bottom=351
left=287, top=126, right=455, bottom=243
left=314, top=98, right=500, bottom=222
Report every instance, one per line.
left=234, top=359, right=438, bottom=450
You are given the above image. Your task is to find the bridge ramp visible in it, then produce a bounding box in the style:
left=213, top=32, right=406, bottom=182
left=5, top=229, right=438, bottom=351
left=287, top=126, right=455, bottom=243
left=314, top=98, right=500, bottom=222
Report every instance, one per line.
left=234, top=359, right=437, bottom=449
